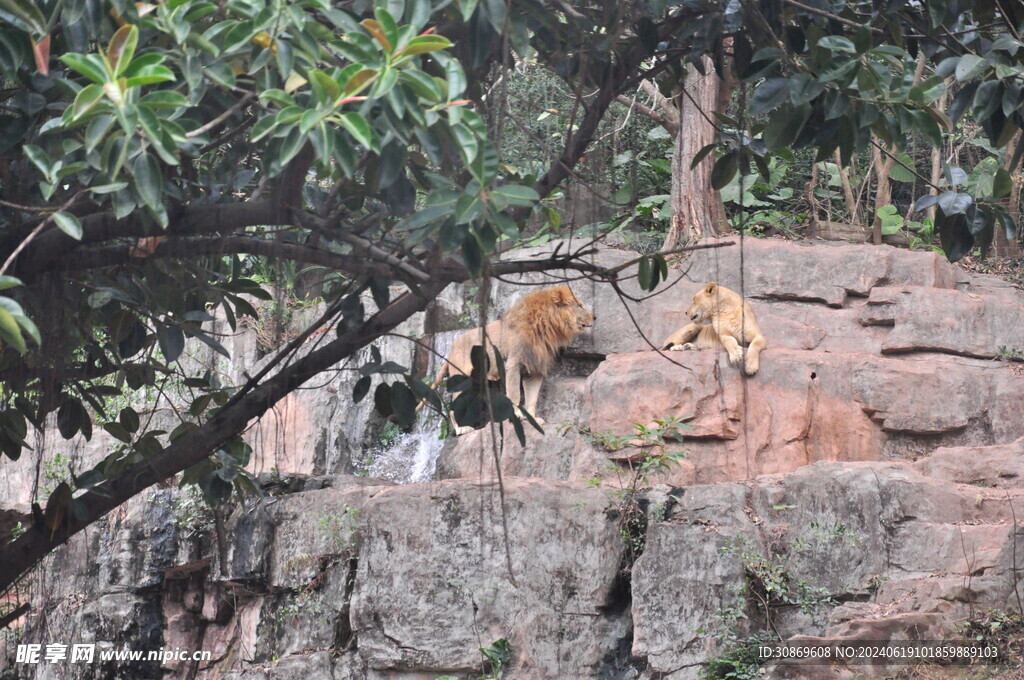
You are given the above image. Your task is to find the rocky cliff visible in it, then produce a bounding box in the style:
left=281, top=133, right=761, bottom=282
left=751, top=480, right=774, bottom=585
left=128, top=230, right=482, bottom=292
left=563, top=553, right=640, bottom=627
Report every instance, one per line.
left=3, top=237, right=1024, bottom=680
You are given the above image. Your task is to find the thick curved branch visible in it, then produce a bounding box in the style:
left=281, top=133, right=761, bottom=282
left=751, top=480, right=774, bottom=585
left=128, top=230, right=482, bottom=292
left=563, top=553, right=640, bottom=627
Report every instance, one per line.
left=445, top=240, right=735, bottom=281
left=295, top=211, right=431, bottom=283
left=7, top=200, right=279, bottom=280
left=616, top=94, right=679, bottom=137
left=48, top=236, right=403, bottom=281
left=530, top=10, right=696, bottom=201
left=0, top=280, right=447, bottom=594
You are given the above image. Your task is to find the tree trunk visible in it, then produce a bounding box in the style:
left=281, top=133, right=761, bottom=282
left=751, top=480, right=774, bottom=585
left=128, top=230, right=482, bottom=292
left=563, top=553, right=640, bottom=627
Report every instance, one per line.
left=871, top=54, right=925, bottom=245
left=927, top=91, right=946, bottom=225
left=997, top=131, right=1023, bottom=256
left=870, top=144, right=895, bottom=245
left=833, top=150, right=861, bottom=226
left=662, top=58, right=730, bottom=251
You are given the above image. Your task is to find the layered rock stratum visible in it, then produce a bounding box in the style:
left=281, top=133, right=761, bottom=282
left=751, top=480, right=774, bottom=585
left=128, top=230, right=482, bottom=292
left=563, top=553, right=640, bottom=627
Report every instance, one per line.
left=3, top=237, right=1024, bottom=679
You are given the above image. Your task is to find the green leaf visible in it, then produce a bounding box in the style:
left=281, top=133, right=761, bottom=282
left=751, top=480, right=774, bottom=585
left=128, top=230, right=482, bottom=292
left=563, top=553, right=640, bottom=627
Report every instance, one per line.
left=996, top=210, right=1017, bottom=241
left=0, top=276, right=22, bottom=292
left=788, top=74, right=824, bottom=106
left=637, top=255, right=651, bottom=291
left=763, top=103, right=810, bottom=150
left=59, top=53, right=108, bottom=84
left=119, top=407, right=140, bottom=433
left=469, top=139, right=498, bottom=185
left=955, top=54, right=988, bottom=82
left=120, top=52, right=166, bottom=78
left=89, top=181, right=129, bottom=195
left=85, top=114, right=115, bottom=153
left=399, top=70, right=441, bottom=101
left=186, top=328, right=230, bottom=358
left=339, top=111, right=379, bottom=152
left=490, top=184, right=539, bottom=207
left=370, top=67, right=397, bottom=98
left=373, top=382, right=393, bottom=419
left=259, top=89, right=296, bottom=107
left=53, top=211, right=83, bottom=240
left=937, top=212, right=974, bottom=262
left=299, top=108, right=324, bottom=134
left=44, top=482, right=73, bottom=533
left=0, top=307, right=26, bottom=354
left=157, top=325, right=185, bottom=362
left=309, top=68, right=341, bottom=104
left=23, top=143, right=52, bottom=178
left=273, top=126, right=306, bottom=171
left=374, top=7, right=399, bottom=52
left=690, top=143, right=717, bottom=170
left=138, top=107, right=179, bottom=165
left=389, top=381, right=417, bottom=429
left=750, top=78, right=789, bottom=116
left=396, top=35, right=452, bottom=57
left=994, top=168, right=1013, bottom=199
left=964, top=204, right=989, bottom=235
left=817, top=35, right=856, bottom=53
left=250, top=114, right=279, bottom=142
left=72, top=83, right=105, bottom=120
left=395, top=204, right=452, bottom=231
left=107, top=25, right=139, bottom=77
left=888, top=152, right=916, bottom=183
left=132, top=152, right=163, bottom=210
left=710, top=152, right=738, bottom=191
left=0, top=0, right=47, bottom=35
left=352, top=375, right=371, bottom=403
left=936, top=190, right=972, bottom=216
left=103, top=422, right=133, bottom=443
left=14, top=310, right=39, bottom=347
left=124, top=65, right=175, bottom=88
left=818, top=57, right=858, bottom=83
left=455, top=193, right=484, bottom=224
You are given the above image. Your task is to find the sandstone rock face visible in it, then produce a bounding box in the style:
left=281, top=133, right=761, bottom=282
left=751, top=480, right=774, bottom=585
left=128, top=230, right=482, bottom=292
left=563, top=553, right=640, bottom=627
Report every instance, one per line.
left=350, top=479, right=628, bottom=678
left=634, top=453, right=1024, bottom=678
left=6, top=238, right=1024, bottom=680
left=438, top=238, right=1024, bottom=486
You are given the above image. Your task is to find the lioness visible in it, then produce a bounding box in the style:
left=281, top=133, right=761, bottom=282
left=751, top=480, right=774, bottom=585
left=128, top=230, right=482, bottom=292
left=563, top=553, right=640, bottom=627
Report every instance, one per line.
left=432, top=285, right=594, bottom=434
left=661, top=282, right=767, bottom=375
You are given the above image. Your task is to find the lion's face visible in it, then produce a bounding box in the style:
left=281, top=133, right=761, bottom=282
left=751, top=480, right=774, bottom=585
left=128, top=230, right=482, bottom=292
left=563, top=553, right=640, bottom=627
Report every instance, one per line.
left=686, top=282, right=721, bottom=323
left=553, top=287, right=595, bottom=331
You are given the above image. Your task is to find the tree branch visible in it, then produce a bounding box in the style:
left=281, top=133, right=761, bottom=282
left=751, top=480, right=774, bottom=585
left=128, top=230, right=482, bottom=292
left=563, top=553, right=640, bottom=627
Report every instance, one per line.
left=48, top=236, right=403, bottom=281
left=8, top=201, right=279, bottom=280
left=530, top=10, right=696, bottom=201
left=0, top=280, right=448, bottom=594
left=615, top=94, right=679, bottom=137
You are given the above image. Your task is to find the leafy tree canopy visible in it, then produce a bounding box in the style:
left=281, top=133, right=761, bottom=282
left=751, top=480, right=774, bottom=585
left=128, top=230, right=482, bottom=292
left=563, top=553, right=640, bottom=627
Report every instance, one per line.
left=0, top=0, right=1022, bottom=591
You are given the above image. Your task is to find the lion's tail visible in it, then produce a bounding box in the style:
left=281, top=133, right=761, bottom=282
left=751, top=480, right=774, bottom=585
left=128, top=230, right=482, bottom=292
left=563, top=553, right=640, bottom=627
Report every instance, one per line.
left=414, top=360, right=450, bottom=415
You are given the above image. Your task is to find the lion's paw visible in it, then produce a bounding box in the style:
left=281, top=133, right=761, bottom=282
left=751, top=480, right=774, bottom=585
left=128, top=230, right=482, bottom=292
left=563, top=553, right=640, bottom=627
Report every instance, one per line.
left=455, top=425, right=475, bottom=436
left=744, top=360, right=760, bottom=376
left=668, top=343, right=694, bottom=351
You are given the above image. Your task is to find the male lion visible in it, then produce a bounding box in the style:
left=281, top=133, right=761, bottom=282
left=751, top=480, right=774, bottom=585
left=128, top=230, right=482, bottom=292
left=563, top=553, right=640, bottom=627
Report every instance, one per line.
left=431, top=285, right=594, bottom=434
left=661, top=282, right=767, bottom=375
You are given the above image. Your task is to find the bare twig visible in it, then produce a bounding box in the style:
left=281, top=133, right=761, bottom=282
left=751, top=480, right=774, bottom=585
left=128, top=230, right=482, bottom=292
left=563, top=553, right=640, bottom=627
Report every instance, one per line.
left=186, top=92, right=255, bottom=138
left=781, top=0, right=881, bottom=32
left=0, top=191, right=84, bottom=276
